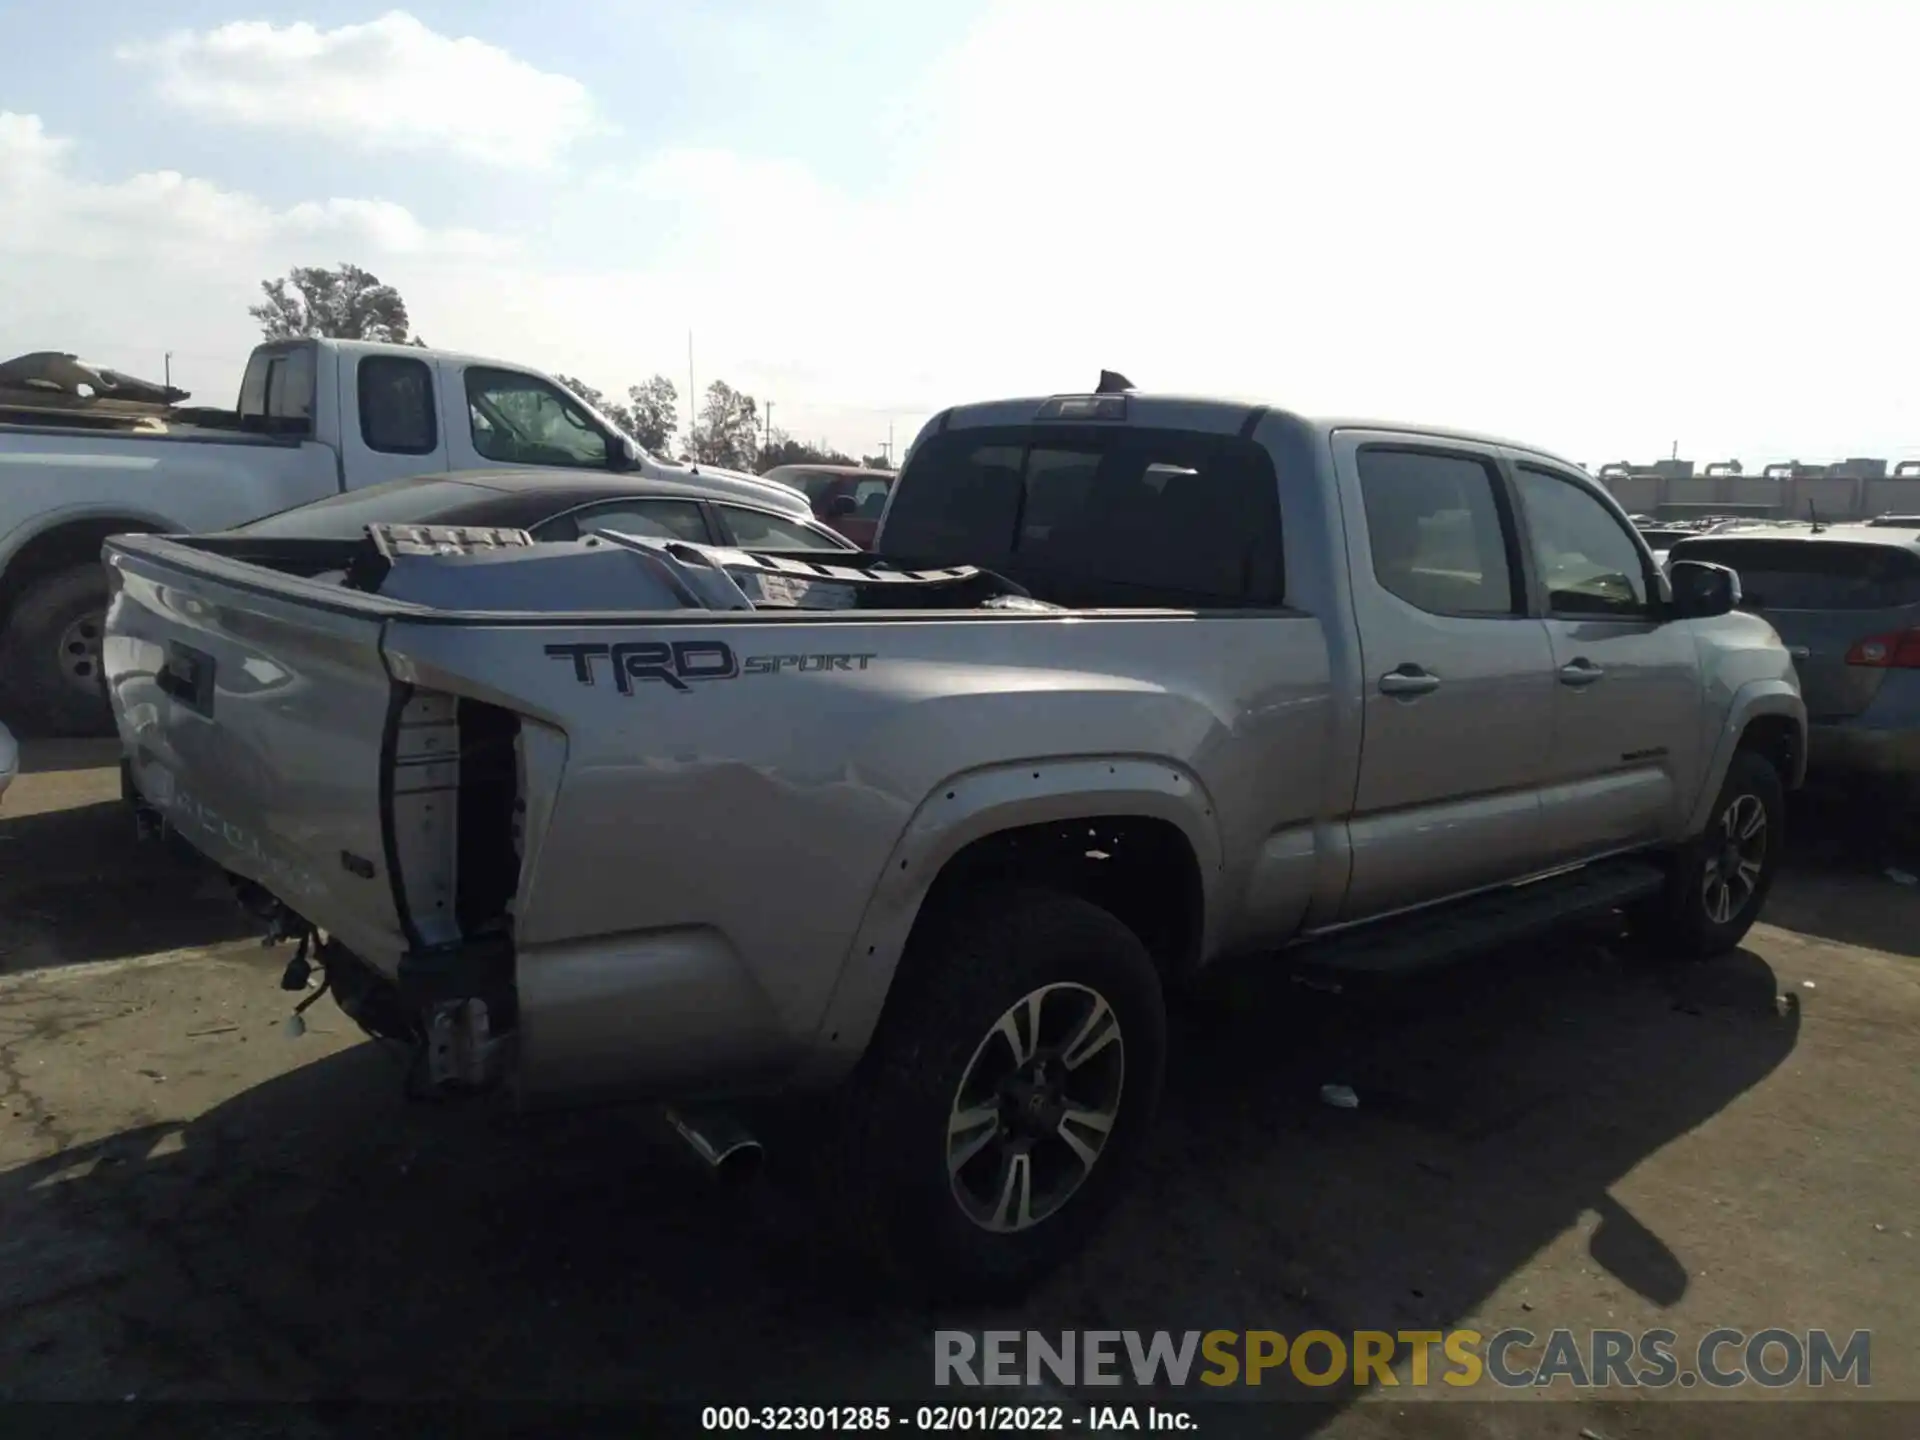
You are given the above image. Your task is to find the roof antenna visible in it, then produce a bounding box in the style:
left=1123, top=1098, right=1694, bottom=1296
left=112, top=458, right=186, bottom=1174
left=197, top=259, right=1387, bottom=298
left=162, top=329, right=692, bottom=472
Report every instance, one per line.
left=1095, top=370, right=1136, bottom=395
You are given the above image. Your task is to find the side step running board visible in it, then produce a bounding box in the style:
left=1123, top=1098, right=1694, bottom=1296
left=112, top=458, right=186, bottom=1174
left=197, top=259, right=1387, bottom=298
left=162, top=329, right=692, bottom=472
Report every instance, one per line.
left=1288, top=858, right=1667, bottom=982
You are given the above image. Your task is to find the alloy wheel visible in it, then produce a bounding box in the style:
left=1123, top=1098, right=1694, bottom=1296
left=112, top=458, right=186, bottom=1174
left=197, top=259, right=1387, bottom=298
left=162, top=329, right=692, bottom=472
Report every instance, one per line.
left=1702, top=792, right=1768, bottom=926
left=946, top=982, right=1126, bottom=1234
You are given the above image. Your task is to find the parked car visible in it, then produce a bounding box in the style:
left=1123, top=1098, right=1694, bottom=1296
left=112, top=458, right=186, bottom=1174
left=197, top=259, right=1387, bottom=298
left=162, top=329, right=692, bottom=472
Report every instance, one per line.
left=103, top=386, right=1804, bottom=1298
left=762, top=463, right=894, bottom=546
left=1668, top=521, right=1920, bottom=800
left=0, top=718, right=15, bottom=801
left=222, top=470, right=858, bottom=552
left=0, top=339, right=808, bottom=735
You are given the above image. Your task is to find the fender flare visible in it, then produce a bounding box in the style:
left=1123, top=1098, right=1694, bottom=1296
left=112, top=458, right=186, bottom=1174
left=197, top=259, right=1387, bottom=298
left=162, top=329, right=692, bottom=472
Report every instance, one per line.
left=1686, top=679, right=1808, bottom=834
left=794, top=755, right=1224, bottom=1085
left=0, top=504, right=180, bottom=586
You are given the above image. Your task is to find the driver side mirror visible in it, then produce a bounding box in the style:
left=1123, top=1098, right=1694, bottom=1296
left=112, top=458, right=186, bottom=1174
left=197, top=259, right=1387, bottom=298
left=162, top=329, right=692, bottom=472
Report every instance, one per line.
left=609, top=434, right=641, bottom=472
left=1667, top=558, right=1740, bottom=619
left=826, top=493, right=858, bottom=518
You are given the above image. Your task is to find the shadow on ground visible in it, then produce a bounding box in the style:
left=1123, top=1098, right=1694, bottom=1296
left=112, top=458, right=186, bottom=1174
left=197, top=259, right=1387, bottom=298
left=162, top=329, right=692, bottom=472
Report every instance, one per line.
left=0, top=923, right=1799, bottom=1438
left=10, top=738, right=123, bottom=775
left=0, top=800, right=252, bottom=974
left=1767, top=792, right=1920, bottom=957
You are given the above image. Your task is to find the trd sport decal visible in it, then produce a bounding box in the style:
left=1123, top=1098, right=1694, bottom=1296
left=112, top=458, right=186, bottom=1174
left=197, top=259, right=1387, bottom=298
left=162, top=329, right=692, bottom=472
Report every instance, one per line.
left=545, top=640, right=876, bottom=694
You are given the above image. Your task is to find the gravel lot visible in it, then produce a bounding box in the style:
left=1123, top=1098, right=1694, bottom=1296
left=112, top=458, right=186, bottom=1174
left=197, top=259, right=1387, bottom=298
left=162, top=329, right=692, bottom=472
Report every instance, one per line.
left=2, top=741, right=1917, bottom=1438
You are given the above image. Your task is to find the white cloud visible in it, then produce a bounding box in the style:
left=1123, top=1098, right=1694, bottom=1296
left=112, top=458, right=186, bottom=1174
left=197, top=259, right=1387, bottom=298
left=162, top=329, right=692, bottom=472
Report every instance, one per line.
left=116, top=11, right=600, bottom=168
left=528, top=0, right=1920, bottom=464
left=0, top=111, right=514, bottom=404
left=8, top=1, right=1920, bottom=464
left=0, top=112, right=509, bottom=264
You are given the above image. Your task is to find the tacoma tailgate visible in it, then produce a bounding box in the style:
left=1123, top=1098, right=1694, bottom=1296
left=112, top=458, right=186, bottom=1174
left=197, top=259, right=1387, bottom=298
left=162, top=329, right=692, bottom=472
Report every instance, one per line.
left=105, top=539, right=423, bottom=973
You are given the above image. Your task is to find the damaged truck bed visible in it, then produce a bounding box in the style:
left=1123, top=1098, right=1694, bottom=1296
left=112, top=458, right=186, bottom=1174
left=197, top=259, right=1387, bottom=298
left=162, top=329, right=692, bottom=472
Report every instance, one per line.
left=102, top=393, right=1805, bottom=1297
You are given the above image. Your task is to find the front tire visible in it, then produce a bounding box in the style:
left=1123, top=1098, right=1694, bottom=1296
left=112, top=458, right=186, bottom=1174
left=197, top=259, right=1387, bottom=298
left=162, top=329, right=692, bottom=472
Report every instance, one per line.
left=831, top=887, right=1167, bottom=1301
left=0, top=565, right=115, bottom=738
left=1634, top=750, right=1785, bottom=960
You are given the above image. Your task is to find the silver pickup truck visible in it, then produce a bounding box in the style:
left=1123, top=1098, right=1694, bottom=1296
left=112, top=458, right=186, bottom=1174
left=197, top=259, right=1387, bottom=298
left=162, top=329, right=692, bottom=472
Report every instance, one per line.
left=102, top=390, right=1806, bottom=1298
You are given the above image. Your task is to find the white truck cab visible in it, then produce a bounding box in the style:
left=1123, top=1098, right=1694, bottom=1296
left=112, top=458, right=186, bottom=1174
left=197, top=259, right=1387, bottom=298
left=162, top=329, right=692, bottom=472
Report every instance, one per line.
left=0, top=338, right=805, bottom=734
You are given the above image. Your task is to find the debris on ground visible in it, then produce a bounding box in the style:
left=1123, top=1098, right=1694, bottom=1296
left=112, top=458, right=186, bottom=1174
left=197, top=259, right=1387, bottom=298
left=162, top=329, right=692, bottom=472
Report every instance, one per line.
left=1319, top=1084, right=1360, bottom=1109
left=1885, top=868, right=1917, bottom=886
left=1802, top=980, right=1816, bottom=990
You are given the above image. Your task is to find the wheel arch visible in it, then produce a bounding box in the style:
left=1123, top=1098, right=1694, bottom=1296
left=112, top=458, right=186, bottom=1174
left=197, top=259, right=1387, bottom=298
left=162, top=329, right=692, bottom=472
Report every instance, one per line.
left=0, top=507, right=174, bottom=615
left=1686, top=680, right=1808, bottom=835
left=796, top=757, right=1222, bottom=1085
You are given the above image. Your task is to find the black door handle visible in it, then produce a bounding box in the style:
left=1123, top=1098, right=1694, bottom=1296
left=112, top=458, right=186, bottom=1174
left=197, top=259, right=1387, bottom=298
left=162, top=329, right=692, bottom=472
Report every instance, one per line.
left=157, top=643, right=215, bottom=715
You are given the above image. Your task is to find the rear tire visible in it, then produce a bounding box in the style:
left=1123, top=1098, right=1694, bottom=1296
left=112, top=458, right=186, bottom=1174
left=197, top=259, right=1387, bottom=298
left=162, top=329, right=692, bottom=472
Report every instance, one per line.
left=1632, top=750, right=1784, bottom=960
left=830, top=886, right=1167, bottom=1301
left=0, top=565, right=115, bottom=738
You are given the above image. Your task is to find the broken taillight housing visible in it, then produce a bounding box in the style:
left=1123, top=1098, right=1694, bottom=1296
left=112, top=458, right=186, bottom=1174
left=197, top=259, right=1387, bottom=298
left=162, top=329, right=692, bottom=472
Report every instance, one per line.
left=1844, top=629, right=1920, bottom=668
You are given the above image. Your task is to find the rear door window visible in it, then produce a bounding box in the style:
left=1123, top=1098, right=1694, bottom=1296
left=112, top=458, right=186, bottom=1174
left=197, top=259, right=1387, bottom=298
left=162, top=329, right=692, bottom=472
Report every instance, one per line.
left=718, top=505, right=852, bottom=551
left=1671, top=539, right=1920, bottom=609
left=1355, top=448, right=1521, bottom=617
left=358, top=356, right=438, bottom=456
left=545, top=498, right=713, bottom=544
left=880, top=427, right=1284, bottom=607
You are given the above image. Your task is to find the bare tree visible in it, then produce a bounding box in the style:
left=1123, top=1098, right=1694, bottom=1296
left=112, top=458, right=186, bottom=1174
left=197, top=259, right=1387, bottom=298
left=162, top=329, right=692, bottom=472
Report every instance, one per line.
left=249, top=263, right=420, bottom=344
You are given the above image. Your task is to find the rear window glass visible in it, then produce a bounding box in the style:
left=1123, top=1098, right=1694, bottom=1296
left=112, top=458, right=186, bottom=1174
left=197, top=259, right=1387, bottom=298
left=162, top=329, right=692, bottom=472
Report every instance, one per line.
left=1636, top=529, right=1695, bottom=549
left=880, top=427, right=1284, bottom=607
left=236, top=346, right=315, bottom=434
left=779, top=470, right=846, bottom=505
left=236, top=479, right=500, bottom=539
left=1673, top=539, right=1920, bottom=609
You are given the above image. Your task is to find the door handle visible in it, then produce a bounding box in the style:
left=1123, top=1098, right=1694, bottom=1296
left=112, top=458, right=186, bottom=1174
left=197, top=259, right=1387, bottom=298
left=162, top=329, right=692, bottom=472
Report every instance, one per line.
left=1378, top=666, right=1441, bottom=697
left=1558, top=658, right=1605, bottom=687
left=156, top=643, right=216, bottom=715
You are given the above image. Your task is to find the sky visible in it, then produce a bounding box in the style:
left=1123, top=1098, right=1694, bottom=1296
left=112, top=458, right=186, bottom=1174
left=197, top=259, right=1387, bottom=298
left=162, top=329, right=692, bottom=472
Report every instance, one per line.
left=2, top=0, right=1917, bottom=467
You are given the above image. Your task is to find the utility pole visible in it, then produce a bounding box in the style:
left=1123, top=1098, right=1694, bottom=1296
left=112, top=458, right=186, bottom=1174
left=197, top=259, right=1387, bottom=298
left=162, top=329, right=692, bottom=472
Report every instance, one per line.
left=764, top=401, right=773, bottom=454
left=888, top=421, right=895, bottom=469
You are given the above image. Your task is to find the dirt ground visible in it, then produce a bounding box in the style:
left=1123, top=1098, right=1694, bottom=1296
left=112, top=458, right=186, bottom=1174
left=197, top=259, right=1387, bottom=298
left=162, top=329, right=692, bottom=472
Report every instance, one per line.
left=2, top=741, right=1917, bottom=1438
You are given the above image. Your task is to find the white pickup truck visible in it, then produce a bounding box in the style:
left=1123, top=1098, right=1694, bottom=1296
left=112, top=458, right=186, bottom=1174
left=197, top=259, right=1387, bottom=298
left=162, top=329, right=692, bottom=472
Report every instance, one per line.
left=0, top=339, right=806, bottom=734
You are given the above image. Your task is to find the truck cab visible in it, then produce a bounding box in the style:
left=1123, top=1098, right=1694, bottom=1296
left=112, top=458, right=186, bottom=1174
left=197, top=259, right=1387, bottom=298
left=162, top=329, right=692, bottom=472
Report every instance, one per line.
left=235, top=339, right=804, bottom=510
left=0, top=339, right=806, bottom=736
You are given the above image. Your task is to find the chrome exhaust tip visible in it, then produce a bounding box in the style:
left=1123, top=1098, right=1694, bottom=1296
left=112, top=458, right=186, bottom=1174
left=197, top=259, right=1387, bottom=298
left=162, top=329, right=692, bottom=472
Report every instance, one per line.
left=665, top=1105, right=764, bottom=1183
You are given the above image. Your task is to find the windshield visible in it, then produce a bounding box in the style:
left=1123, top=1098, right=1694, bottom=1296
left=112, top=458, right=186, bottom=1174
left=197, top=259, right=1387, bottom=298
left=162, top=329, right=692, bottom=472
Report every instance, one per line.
left=235, top=478, right=501, bottom=539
